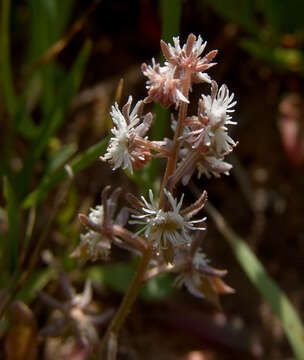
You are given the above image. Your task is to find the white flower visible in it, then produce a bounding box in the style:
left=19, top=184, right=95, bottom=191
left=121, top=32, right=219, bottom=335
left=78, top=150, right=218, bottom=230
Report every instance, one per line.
left=88, top=205, right=104, bottom=226
left=142, top=60, right=189, bottom=108
left=167, top=35, right=207, bottom=63
left=197, top=156, right=232, bottom=178
left=80, top=231, right=110, bottom=261
left=103, top=96, right=145, bottom=174
left=130, top=189, right=206, bottom=252
left=202, top=82, right=236, bottom=126
left=160, top=34, right=217, bottom=73
left=200, top=82, right=237, bottom=155
left=193, top=251, right=210, bottom=270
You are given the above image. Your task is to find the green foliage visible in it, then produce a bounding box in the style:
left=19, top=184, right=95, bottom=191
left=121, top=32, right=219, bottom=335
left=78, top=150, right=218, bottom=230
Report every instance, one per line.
left=23, top=137, right=109, bottom=208
left=230, top=227, right=304, bottom=359
left=1, top=2, right=303, bottom=358
left=3, top=177, right=19, bottom=272
left=87, top=263, right=175, bottom=302
left=202, top=0, right=304, bottom=74
left=209, top=204, right=304, bottom=360
left=16, top=268, right=55, bottom=304
left=0, top=0, right=97, bottom=312
left=141, top=273, right=176, bottom=301
left=17, top=40, right=92, bottom=198
left=203, top=0, right=258, bottom=34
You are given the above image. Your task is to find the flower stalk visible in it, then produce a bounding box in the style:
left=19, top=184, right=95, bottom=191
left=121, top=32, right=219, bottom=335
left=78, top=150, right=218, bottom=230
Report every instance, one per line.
left=99, top=246, right=152, bottom=359
left=71, top=33, right=237, bottom=357
left=159, top=68, right=192, bottom=209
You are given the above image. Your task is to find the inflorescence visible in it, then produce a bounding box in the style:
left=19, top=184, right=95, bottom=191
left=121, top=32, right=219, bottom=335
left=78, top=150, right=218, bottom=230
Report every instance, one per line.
left=71, top=33, right=238, bottom=355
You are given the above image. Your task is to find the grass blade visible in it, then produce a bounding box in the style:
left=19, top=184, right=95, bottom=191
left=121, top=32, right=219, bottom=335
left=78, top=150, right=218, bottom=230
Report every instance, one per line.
left=17, top=40, right=91, bottom=198
left=23, top=137, right=109, bottom=208
left=3, top=177, right=19, bottom=273
left=0, top=0, right=17, bottom=117
left=206, top=202, right=304, bottom=360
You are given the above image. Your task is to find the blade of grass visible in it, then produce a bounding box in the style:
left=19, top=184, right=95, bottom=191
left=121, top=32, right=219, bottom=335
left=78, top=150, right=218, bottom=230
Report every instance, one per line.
left=3, top=177, right=19, bottom=273
left=22, top=137, right=109, bottom=208
left=45, top=143, right=78, bottom=175
left=0, top=176, right=72, bottom=317
left=17, top=40, right=91, bottom=198
left=160, top=0, right=182, bottom=44
left=205, top=202, right=304, bottom=360
left=0, top=0, right=17, bottom=117
left=27, top=0, right=100, bottom=75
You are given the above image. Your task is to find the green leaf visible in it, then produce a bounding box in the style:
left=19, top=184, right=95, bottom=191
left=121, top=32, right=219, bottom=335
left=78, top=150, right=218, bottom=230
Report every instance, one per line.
left=16, top=268, right=55, bottom=304
left=17, top=40, right=91, bottom=198
left=241, top=39, right=303, bottom=73
left=208, top=204, right=304, bottom=360
left=15, top=109, right=40, bottom=140
left=102, top=262, right=134, bottom=294
left=54, top=40, right=92, bottom=117
left=257, top=0, right=304, bottom=34
left=202, top=0, right=259, bottom=34
left=56, top=184, right=78, bottom=224
left=25, top=0, right=74, bottom=116
left=87, top=263, right=175, bottom=302
left=0, top=159, right=11, bottom=178
left=3, top=177, right=19, bottom=273
left=26, top=0, right=74, bottom=63
left=0, top=0, right=17, bottom=117
left=22, top=137, right=109, bottom=208
left=141, top=273, right=175, bottom=301
left=160, top=0, right=182, bottom=44
left=45, top=143, right=78, bottom=175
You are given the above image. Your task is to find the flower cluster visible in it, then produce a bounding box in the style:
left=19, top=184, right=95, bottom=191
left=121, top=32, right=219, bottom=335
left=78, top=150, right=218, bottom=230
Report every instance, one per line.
left=180, top=80, right=237, bottom=179
left=142, top=34, right=217, bottom=109
left=74, top=34, right=237, bottom=316
left=39, top=268, right=113, bottom=349
left=174, top=247, right=234, bottom=309
left=72, top=187, right=129, bottom=262
left=129, top=188, right=206, bottom=263
left=102, top=96, right=153, bottom=174
left=72, top=204, right=110, bottom=262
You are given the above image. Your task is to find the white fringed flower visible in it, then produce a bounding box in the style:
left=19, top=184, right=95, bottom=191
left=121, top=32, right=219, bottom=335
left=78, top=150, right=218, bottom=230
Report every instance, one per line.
left=197, top=156, right=232, bottom=179
left=78, top=231, right=111, bottom=261
left=160, top=34, right=217, bottom=74
left=201, top=81, right=237, bottom=155
left=202, top=83, right=236, bottom=126
left=88, top=205, right=104, bottom=226
left=72, top=204, right=111, bottom=261
left=193, top=251, right=210, bottom=270
left=142, top=59, right=189, bottom=108
left=103, top=96, right=149, bottom=174
left=130, top=189, right=206, bottom=253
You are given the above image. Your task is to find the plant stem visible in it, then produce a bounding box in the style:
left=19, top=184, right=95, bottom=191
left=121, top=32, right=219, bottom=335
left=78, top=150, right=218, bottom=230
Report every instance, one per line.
left=159, top=69, right=191, bottom=208
left=99, top=246, right=152, bottom=359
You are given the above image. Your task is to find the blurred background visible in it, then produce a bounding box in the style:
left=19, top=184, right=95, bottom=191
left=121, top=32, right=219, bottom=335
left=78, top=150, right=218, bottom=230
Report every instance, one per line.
left=1, top=0, right=304, bottom=359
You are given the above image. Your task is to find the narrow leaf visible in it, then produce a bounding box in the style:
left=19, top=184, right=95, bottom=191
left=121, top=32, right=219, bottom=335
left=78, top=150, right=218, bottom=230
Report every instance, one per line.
left=0, top=0, right=17, bottom=117
left=207, top=203, right=304, bottom=360
left=17, top=40, right=91, bottom=198
left=3, top=177, right=19, bottom=273
left=22, top=137, right=109, bottom=208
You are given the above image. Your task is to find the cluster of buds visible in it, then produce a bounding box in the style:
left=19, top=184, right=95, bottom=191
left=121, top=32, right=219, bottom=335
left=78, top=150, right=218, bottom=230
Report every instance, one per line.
left=72, top=34, right=237, bottom=346
left=38, top=267, right=114, bottom=351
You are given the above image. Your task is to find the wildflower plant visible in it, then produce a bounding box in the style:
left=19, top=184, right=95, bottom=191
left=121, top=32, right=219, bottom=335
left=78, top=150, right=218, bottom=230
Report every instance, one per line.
left=73, top=34, right=237, bottom=358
